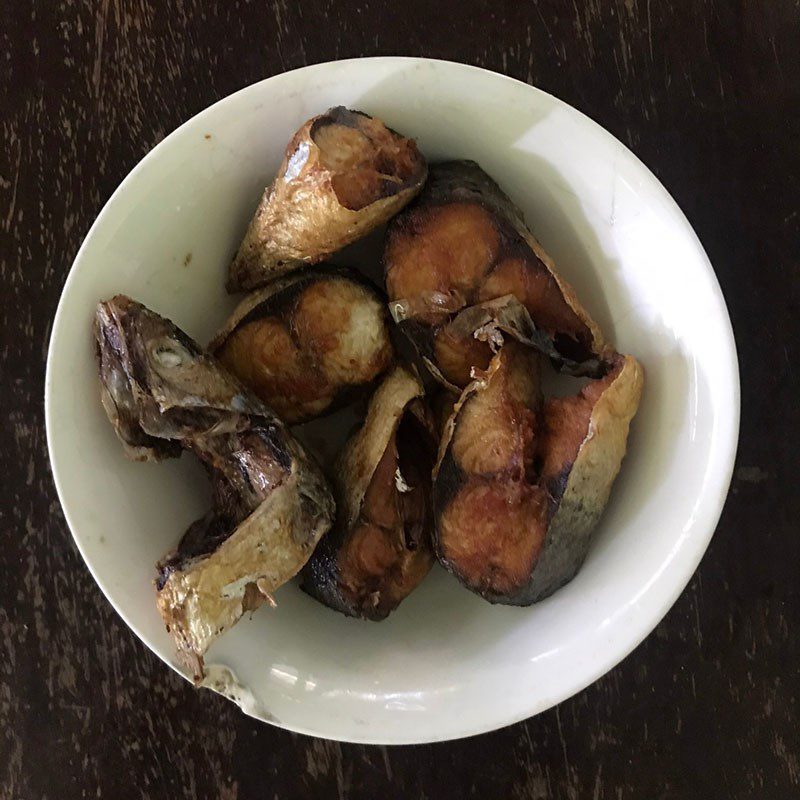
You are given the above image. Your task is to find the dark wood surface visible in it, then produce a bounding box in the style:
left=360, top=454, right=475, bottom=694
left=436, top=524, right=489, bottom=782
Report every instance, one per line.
left=2, top=1, right=798, bottom=797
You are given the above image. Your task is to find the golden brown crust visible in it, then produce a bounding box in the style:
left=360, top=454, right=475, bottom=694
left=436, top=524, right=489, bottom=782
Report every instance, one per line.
left=438, top=477, right=548, bottom=596
left=555, top=357, right=643, bottom=511
left=524, top=354, right=643, bottom=602
left=450, top=344, right=539, bottom=476
left=94, top=295, right=335, bottom=681
left=385, top=161, right=613, bottom=388
left=385, top=202, right=500, bottom=313
left=228, top=107, right=427, bottom=292
left=157, top=469, right=330, bottom=679
left=301, top=365, right=436, bottom=620
left=337, top=365, right=424, bottom=529
left=514, top=226, right=609, bottom=359
left=211, top=267, right=394, bottom=424
left=434, top=345, right=643, bottom=605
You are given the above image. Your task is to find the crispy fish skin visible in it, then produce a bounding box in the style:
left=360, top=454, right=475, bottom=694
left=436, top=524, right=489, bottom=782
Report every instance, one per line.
left=94, top=296, right=334, bottom=679
left=228, top=107, right=427, bottom=292
left=398, top=294, right=605, bottom=393
left=434, top=343, right=643, bottom=605
left=517, top=354, right=644, bottom=603
left=211, top=266, right=394, bottom=424
left=301, top=365, right=435, bottom=620
left=155, top=469, right=330, bottom=677
left=434, top=344, right=546, bottom=597
left=386, top=160, right=612, bottom=387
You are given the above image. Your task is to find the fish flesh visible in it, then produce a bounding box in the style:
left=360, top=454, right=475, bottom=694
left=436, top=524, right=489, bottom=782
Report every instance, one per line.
left=434, top=341, right=643, bottom=605
left=385, top=160, right=612, bottom=388
left=301, top=366, right=436, bottom=620
left=94, top=295, right=335, bottom=679
left=211, top=266, right=394, bottom=424
left=228, top=107, right=427, bottom=292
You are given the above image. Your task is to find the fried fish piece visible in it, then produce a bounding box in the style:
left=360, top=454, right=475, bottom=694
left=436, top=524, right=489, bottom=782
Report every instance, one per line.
left=94, top=296, right=334, bottom=679
left=301, top=366, right=436, bottom=620
left=385, top=160, right=612, bottom=388
left=434, top=341, right=643, bottom=605
left=212, top=266, right=394, bottom=424
left=228, top=107, right=427, bottom=292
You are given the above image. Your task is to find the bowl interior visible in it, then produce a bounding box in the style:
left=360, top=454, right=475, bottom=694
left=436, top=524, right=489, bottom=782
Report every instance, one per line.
left=45, top=58, right=738, bottom=744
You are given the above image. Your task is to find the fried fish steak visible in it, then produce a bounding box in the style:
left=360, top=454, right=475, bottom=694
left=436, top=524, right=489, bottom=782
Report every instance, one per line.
left=434, top=341, right=643, bottom=605
left=94, top=295, right=335, bottom=679
left=385, top=160, right=612, bottom=388
left=212, top=266, right=394, bottom=424
left=228, top=107, right=428, bottom=292
left=301, top=365, right=436, bottom=620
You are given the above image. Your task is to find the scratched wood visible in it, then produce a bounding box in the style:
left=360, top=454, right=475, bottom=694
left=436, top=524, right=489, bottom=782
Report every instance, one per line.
left=1, top=0, right=799, bottom=797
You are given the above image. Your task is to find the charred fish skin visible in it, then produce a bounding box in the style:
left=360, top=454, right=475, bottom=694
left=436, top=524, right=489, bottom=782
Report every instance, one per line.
left=385, top=160, right=612, bottom=388
left=94, top=295, right=334, bottom=680
left=301, top=365, right=436, bottom=621
left=228, top=107, right=427, bottom=292
left=433, top=343, right=643, bottom=606
left=509, top=353, right=644, bottom=604
left=432, top=343, right=547, bottom=602
left=211, top=265, right=395, bottom=425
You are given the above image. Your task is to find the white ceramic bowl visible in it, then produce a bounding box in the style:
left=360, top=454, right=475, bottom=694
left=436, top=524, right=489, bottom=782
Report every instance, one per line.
left=45, top=58, right=739, bottom=744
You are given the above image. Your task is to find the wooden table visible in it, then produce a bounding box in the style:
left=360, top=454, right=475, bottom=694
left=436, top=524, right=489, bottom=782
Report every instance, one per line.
left=2, top=2, right=798, bottom=797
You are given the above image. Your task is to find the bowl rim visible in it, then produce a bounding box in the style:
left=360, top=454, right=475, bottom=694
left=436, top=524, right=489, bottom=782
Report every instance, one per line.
left=45, top=56, right=740, bottom=743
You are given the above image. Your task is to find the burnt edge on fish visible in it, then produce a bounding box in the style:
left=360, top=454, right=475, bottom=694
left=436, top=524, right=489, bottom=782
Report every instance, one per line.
left=94, top=295, right=335, bottom=680
left=228, top=107, right=427, bottom=292
left=301, top=365, right=436, bottom=620
left=385, top=160, right=613, bottom=388
left=211, top=265, right=395, bottom=424
left=393, top=294, right=606, bottom=393
left=433, top=343, right=643, bottom=605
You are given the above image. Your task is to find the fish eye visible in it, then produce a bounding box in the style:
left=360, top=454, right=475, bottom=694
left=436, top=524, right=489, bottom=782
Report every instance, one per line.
left=151, top=341, right=185, bottom=368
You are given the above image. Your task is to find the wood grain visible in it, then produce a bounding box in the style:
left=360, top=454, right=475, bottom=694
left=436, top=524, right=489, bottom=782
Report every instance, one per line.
left=1, top=1, right=798, bottom=797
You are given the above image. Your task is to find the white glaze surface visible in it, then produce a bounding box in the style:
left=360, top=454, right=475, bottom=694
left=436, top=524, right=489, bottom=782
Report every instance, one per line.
left=45, top=58, right=739, bottom=744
